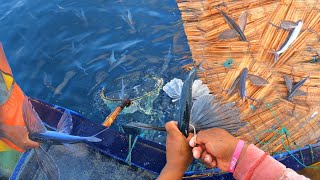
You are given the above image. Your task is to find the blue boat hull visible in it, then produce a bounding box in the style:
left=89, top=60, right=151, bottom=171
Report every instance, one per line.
left=11, top=98, right=320, bottom=179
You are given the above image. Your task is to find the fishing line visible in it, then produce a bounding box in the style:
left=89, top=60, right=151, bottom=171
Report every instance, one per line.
left=189, top=123, right=197, bottom=147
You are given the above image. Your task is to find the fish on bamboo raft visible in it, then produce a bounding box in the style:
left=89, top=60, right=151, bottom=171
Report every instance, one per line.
left=272, top=20, right=303, bottom=63
left=227, top=68, right=269, bottom=102
left=216, top=8, right=248, bottom=42
left=284, top=75, right=309, bottom=101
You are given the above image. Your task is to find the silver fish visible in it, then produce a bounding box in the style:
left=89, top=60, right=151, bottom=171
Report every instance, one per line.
left=125, top=62, right=243, bottom=135
left=273, top=20, right=303, bottom=62
left=126, top=94, right=243, bottom=134
left=284, top=75, right=309, bottom=100
left=23, top=98, right=102, bottom=145
left=228, top=68, right=269, bottom=101
left=22, top=98, right=103, bottom=180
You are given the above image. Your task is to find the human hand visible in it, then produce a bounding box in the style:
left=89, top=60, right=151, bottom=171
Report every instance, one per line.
left=158, top=121, right=193, bottom=180
left=189, top=128, right=248, bottom=172
left=0, top=124, right=39, bottom=152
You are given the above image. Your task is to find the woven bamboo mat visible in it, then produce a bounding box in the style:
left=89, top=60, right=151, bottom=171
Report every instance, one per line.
left=177, top=0, right=320, bottom=153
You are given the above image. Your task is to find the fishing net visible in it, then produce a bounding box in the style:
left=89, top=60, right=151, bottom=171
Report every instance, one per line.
left=176, top=0, right=320, bottom=162
left=94, top=74, right=163, bottom=115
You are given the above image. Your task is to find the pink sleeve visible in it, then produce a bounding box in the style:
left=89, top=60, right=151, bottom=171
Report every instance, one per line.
left=233, top=144, right=309, bottom=180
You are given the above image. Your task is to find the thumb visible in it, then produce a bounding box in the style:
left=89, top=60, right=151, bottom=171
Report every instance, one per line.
left=165, top=121, right=180, bottom=136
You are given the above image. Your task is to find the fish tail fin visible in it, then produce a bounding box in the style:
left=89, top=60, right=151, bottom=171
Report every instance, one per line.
left=87, top=128, right=108, bottom=142
left=272, top=50, right=280, bottom=63
left=86, top=136, right=102, bottom=143
left=35, top=146, right=60, bottom=180
left=197, top=60, right=205, bottom=72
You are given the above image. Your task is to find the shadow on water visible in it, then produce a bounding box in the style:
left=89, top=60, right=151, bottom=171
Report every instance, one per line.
left=0, top=0, right=192, bottom=142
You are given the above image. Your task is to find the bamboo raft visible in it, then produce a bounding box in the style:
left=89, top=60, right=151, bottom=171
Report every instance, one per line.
left=177, top=0, right=320, bottom=153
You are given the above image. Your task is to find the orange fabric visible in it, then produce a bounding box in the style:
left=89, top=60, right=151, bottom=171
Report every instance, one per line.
left=0, top=43, right=12, bottom=75
left=0, top=43, right=26, bottom=152
left=0, top=83, right=26, bottom=126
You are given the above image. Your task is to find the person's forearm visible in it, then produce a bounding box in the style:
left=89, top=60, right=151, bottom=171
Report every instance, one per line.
left=234, top=144, right=309, bottom=180
left=157, top=164, right=186, bottom=180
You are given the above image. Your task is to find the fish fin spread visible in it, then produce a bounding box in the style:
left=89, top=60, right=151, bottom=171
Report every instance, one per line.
left=284, top=75, right=293, bottom=93
left=109, top=50, right=116, bottom=65
left=247, top=74, right=269, bottom=86
left=295, top=90, right=307, bottom=96
left=238, top=11, right=248, bottom=32
left=62, top=143, right=78, bottom=153
left=190, top=95, right=243, bottom=133
left=35, top=146, right=60, bottom=180
left=280, top=20, right=298, bottom=30
left=218, top=29, right=239, bottom=40
left=163, top=78, right=183, bottom=102
left=119, top=78, right=126, bottom=99
left=124, top=122, right=166, bottom=131
left=227, top=73, right=241, bottom=95
left=191, top=80, right=210, bottom=100
left=22, top=97, right=47, bottom=134
left=57, top=109, right=73, bottom=134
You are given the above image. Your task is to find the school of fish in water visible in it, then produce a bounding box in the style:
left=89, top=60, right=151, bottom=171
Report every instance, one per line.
left=0, top=2, right=314, bottom=180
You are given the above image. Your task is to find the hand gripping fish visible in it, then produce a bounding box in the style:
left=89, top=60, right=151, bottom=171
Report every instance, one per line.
left=216, top=8, right=248, bottom=41
left=124, top=63, right=244, bottom=136
left=273, top=20, right=303, bottom=63
left=227, top=68, right=269, bottom=101
left=284, top=75, right=309, bottom=101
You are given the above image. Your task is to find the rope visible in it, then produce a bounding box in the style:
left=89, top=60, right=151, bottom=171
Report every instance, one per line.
left=254, top=99, right=320, bottom=169
left=125, top=134, right=143, bottom=165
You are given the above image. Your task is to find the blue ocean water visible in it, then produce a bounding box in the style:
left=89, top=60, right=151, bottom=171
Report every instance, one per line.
left=0, top=0, right=192, bottom=137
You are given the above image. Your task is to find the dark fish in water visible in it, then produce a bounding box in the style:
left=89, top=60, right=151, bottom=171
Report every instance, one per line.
left=107, top=50, right=128, bottom=72
left=273, top=20, right=303, bottom=63
left=121, top=9, right=135, bottom=30
left=228, top=68, right=269, bottom=101
left=22, top=97, right=103, bottom=180
left=284, top=75, right=309, bottom=100
left=126, top=94, right=243, bottom=134
left=53, top=70, right=77, bottom=96
left=160, top=44, right=172, bottom=75
left=216, top=8, right=248, bottom=41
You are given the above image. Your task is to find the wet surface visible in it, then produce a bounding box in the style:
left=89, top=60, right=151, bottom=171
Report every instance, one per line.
left=0, top=0, right=192, bottom=138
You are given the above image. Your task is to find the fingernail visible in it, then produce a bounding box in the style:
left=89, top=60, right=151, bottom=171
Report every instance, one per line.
left=192, top=150, right=199, bottom=158
left=189, top=138, right=195, bottom=147
left=204, top=156, right=210, bottom=163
